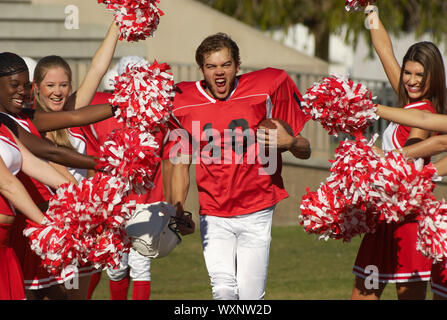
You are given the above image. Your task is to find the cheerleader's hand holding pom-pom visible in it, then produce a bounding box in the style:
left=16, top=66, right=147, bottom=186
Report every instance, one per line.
left=98, top=0, right=164, bottom=42
left=345, top=0, right=376, bottom=12
left=23, top=175, right=132, bottom=274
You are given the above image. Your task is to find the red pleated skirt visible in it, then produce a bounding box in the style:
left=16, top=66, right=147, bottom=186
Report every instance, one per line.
left=10, top=212, right=100, bottom=290
left=431, top=261, right=447, bottom=298
left=0, top=223, right=26, bottom=300
left=353, top=217, right=432, bottom=283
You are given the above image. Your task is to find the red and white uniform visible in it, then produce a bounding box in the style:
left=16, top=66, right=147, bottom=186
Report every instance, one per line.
left=353, top=100, right=436, bottom=283
left=171, top=68, right=308, bottom=300
left=382, top=100, right=436, bottom=151
left=0, top=124, right=26, bottom=300
left=172, top=68, right=308, bottom=217
left=0, top=111, right=54, bottom=203
left=4, top=111, right=95, bottom=289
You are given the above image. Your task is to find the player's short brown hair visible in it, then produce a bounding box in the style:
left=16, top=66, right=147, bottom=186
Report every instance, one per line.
left=195, top=33, right=241, bottom=68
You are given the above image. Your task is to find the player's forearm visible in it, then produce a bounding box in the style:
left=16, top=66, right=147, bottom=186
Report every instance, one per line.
left=170, top=163, right=190, bottom=213
left=288, top=135, right=311, bottom=159
left=162, top=159, right=174, bottom=204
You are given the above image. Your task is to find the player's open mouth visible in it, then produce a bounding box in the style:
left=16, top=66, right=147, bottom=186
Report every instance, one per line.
left=216, top=79, right=226, bottom=86
left=215, top=79, right=226, bottom=93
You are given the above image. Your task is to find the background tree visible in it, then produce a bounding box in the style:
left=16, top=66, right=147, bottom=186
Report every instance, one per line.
left=195, top=0, right=447, bottom=62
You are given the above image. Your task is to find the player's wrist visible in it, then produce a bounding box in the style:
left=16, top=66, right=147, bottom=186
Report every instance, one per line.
left=287, top=136, right=297, bottom=150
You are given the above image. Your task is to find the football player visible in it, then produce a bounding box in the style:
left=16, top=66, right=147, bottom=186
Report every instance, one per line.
left=168, top=33, right=311, bottom=300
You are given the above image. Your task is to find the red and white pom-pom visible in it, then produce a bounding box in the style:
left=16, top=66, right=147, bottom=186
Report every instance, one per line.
left=24, top=174, right=134, bottom=274
left=96, top=128, right=160, bottom=194
left=300, top=184, right=378, bottom=242
left=345, top=0, right=376, bottom=12
left=98, top=0, right=164, bottom=42
left=109, top=59, right=175, bottom=132
left=369, top=153, right=437, bottom=223
left=299, top=136, right=380, bottom=241
left=302, top=75, right=378, bottom=137
left=417, top=197, right=447, bottom=262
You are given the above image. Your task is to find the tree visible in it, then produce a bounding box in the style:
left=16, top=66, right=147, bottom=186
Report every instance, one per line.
left=195, top=0, right=447, bottom=62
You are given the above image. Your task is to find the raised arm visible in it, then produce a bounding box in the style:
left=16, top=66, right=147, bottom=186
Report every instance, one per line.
left=74, top=21, right=119, bottom=109
left=365, top=4, right=401, bottom=92
left=377, top=104, right=447, bottom=132
left=0, top=158, right=45, bottom=224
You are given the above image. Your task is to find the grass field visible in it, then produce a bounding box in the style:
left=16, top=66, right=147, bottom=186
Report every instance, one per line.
left=90, top=226, right=433, bottom=300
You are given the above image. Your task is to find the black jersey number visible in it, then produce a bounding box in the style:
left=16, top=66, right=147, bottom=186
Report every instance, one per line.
left=203, top=118, right=252, bottom=156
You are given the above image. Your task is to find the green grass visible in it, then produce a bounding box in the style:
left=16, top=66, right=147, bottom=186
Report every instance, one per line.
left=90, top=226, right=431, bottom=300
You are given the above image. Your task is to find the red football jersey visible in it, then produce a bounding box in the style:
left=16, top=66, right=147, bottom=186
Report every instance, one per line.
left=80, top=92, right=167, bottom=204
left=171, top=68, right=309, bottom=217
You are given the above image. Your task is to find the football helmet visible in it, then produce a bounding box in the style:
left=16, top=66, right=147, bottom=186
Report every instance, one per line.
left=125, top=202, right=182, bottom=258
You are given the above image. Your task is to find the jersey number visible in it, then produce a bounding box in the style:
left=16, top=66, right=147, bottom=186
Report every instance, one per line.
left=203, top=118, right=252, bottom=156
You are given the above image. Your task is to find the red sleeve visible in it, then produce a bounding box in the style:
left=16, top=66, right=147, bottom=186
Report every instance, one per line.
left=80, top=92, right=115, bottom=157
left=165, top=128, right=192, bottom=157
left=270, top=74, right=310, bottom=136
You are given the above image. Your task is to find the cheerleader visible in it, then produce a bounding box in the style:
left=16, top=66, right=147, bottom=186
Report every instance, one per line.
left=358, top=104, right=447, bottom=300
left=0, top=124, right=71, bottom=300
left=21, top=22, right=119, bottom=299
left=351, top=4, right=447, bottom=300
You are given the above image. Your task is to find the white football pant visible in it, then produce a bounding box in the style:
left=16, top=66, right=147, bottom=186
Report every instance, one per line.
left=107, top=248, right=151, bottom=282
left=200, top=205, right=274, bottom=300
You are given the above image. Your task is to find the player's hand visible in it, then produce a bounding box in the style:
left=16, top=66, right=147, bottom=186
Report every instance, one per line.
left=175, top=211, right=195, bottom=236
left=257, top=119, right=294, bottom=150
